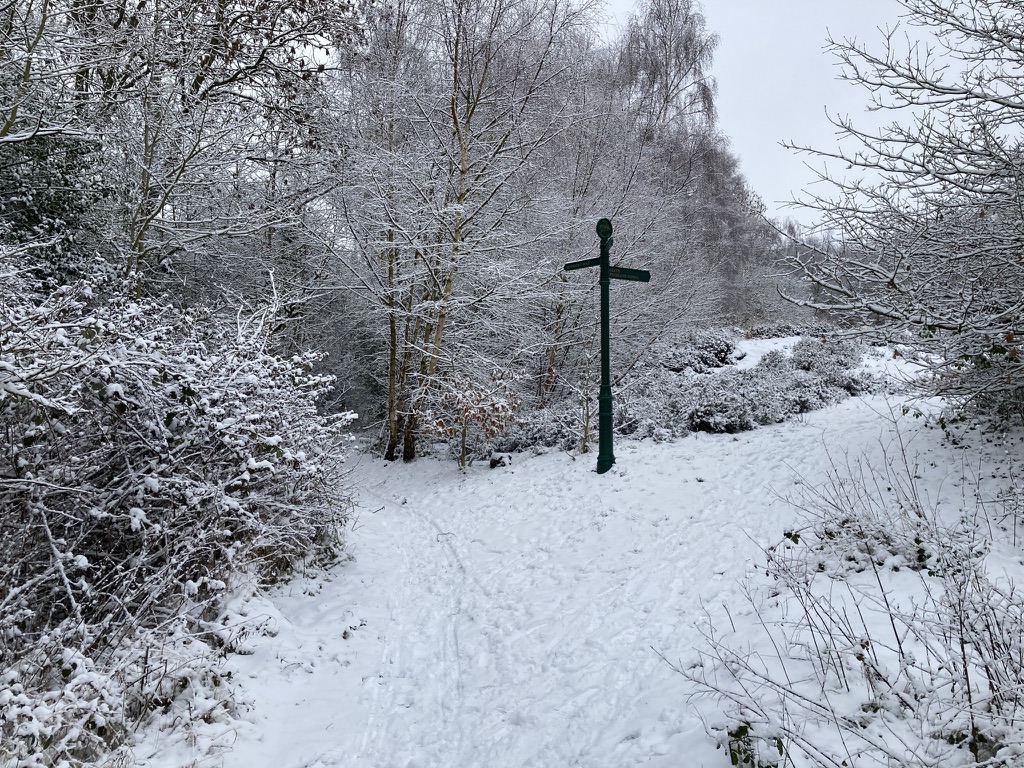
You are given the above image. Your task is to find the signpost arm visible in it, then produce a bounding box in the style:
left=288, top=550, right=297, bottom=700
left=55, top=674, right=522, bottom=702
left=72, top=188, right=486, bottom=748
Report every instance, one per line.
left=597, top=222, right=615, bottom=474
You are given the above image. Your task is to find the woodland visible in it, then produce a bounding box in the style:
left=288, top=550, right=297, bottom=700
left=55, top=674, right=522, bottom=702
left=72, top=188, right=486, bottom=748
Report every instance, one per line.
left=4, top=0, right=1024, bottom=764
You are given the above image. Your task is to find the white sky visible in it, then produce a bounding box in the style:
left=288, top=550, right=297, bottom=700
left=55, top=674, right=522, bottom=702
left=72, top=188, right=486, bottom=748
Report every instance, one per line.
left=605, top=0, right=907, bottom=222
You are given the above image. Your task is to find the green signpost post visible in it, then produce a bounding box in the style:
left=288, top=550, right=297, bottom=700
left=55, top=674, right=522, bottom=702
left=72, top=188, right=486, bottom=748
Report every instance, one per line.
left=564, top=219, right=650, bottom=474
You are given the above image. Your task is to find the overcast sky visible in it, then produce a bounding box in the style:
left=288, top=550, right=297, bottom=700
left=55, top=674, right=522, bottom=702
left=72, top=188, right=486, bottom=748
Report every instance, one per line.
left=605, top=0, right=907, bottom=222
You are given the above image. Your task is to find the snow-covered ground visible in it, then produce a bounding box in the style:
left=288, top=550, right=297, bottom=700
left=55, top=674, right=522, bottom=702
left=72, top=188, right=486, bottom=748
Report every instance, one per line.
left=135, top=343, right=1021, bottom=767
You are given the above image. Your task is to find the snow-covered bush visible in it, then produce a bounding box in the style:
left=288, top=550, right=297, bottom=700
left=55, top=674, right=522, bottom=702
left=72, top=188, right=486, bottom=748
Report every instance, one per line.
left=654, top=329, right=736, bottom=374
left=687, top=450, right=1024, bottom=767
left=620, top=336, right=875, bottom=437
left=0, top=259, right=353, bottom=765
left=0, top=135, right=103, bottom=280
left=686, top=386, right=757, bottom=434
left=420, top=371, right=519, bottom=467
left=744, top=323, right=834, bottom=340
left=486, top=333, right=874, bottom=456
left=790, top=337, right=869, bottom=396
left=490, top=397, right=581, bottom=454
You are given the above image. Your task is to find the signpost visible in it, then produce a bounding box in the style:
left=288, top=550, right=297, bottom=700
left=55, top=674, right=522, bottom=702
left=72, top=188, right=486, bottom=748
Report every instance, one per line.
left=564, top=219, right=650, bottom=474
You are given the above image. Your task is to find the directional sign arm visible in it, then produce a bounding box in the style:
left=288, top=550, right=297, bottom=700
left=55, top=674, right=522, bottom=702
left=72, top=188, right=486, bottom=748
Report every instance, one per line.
left=564, top=256, right=603, bottom=271
left=608, top=266, right=651, bottom=283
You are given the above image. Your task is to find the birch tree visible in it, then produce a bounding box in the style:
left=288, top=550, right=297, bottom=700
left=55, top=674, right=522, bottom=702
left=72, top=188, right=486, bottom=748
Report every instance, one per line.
left=499, top=0, right=732, bottom=423
left=327, top=0, right=780, bottom=460
left=336, top=0, right=597, bottom=460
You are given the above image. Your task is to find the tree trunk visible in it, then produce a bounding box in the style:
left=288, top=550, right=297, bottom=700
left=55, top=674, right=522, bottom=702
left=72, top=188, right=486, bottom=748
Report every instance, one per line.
left=402, top=412, right=417, bottom=462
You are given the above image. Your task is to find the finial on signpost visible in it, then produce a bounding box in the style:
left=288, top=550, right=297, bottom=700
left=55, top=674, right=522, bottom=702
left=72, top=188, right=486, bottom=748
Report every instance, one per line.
left=563, top=220, right=650, bottom=475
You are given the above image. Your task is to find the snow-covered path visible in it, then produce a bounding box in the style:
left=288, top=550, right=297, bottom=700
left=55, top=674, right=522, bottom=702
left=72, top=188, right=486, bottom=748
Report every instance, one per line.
left=141, top=396, right=931, bottom=768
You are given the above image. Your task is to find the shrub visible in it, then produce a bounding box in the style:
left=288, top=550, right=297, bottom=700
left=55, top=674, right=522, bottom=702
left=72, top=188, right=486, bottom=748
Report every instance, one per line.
left=685, top=446, right=1024, bottom=767
left=0, top=134, right=103, bottom=279
left=654, top=329, right=736, bottom=374
left=790, top=337, right=868, bottom=395
left=479, top=332, right=877, bottom=458
left=687, top=389, right=756, bottom=433
left=419, top=371, right=520, bottom=467
left=620, top=335, right=877, bottom=437
left=0, top=260, right=353, bottom=765
left=745, top=323, right=834, bottom=340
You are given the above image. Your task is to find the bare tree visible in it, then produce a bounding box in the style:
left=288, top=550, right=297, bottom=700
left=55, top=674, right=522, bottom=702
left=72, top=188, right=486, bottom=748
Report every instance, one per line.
left=619, top=0, right=717, bottom=136
left=787, top=0, right=1024, bottom=416
left=333, top=0, right=599, bottom=460
left=43, top=0, right=363, bottom=279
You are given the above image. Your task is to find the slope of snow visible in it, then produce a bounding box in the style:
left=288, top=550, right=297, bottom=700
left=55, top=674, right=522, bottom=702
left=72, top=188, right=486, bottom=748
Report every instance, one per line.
left=136, top=387, right=960, bottom=767
left=730, top=335, right=801, bottom=370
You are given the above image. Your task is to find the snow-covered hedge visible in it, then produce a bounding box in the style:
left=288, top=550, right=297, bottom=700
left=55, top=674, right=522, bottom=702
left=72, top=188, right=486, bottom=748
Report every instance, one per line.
left=744, top=322, right=835, bottom=340
left=490, top=332, right=876, bottom=456
left=618, top=336, right=873, bottom=438
left=0, top=260, right=353, bottom=765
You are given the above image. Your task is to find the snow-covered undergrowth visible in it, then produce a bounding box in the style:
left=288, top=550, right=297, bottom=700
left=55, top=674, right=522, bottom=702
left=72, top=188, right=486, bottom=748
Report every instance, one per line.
left=492, top=329, right=880, bottom=458
left=0, top=262, right=353, bottom=766
left=620, top=331, right=877, bottom=439
left=140, top=400, right=887, bottom=767
left=688, top=418, right=1024, bottom=767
